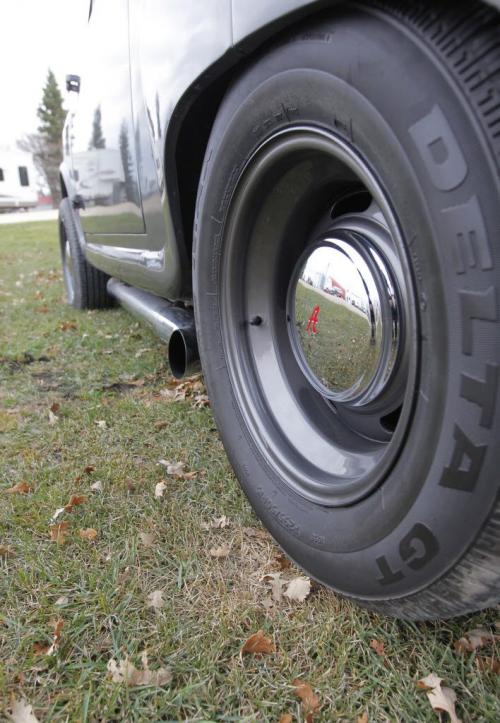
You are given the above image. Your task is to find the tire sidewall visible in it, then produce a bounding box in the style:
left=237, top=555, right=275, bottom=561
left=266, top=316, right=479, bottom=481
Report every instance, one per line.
left=194, top=9, right=500, bottom=599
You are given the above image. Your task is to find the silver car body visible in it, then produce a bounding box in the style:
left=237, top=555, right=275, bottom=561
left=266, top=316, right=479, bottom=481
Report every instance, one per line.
left=61, top=0, right=500, bottom=301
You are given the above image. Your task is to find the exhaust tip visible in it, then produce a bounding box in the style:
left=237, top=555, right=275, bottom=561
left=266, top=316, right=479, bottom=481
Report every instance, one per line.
left=168, top=329, right=200, bottom=379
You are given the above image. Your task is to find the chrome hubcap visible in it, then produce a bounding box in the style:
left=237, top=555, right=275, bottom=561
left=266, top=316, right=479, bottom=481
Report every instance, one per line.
left=290, top=227, right=400, bottom=406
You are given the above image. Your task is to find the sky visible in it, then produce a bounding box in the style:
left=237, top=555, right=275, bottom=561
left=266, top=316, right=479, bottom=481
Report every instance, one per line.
left=0, top=0, right=89, bottom=150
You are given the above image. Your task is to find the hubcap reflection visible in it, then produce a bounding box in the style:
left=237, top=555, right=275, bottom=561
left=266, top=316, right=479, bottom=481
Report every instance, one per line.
left=290, top=233, right=400, bottom=405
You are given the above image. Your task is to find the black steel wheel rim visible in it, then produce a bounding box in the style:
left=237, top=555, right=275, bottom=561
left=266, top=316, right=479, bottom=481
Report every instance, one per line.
left=220, top=127, right=419, bottom=506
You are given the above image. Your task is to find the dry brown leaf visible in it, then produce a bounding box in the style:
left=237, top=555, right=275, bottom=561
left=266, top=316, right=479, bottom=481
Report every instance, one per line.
left=65, top=494, right=88, bottom=511
left=155, top=481, right=167, bottom=498
left=6, top=697, right=40, bottom=723
left=34, top=618, right=64, bottom=656
left=146, top=590, right=165, bottom=611
left=50, top=402, right=60, bottom=414
left=283, top=577, right=311, bottom=603
left=49, top=521, right=70, bottom=545
left=276, top=552, right=292, bottom=570
left=417, top=673, right=461, bottom=723
left=293, top=679, right=320, bottom=719
left=84, top=465, right=95, bottom=474
left=193, top=393, right=210, bottom=408
left=0, top=544, right=15, bottom=557
left=107, top=651, right=172, bottom=687
left=279, top=715, right=293, bottom=723
left=59, top=321, right=77, bottom=331
left=48, top=409, right=59, bottom=425
left=158, top=460, right=196, bottom=479
left=209, top=544, right=230, bottom=558
left=201, top=515, right=231, bottom=530
left=242, top=629, right=275, bottom=655
left=454, top=628, right=499, bottom=654
left=79, top=528, right=97, bottom=541
left=3, top=481, right=31, bottom=495
left=370, top=639, right=385, bottom=657
left=476, top=656, right=500, bottom=674
left=154, top=421, right=169, bottom=431
left=357, top=713, right=369, bottom=723
left=262, top=572, right=285, bottom=602
left=139, top=531, right=155, bottom=547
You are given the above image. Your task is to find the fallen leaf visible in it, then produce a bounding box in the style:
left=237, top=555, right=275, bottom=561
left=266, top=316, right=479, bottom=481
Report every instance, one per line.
left=139, top=531, right=155, bottom=547
left=201, top=515, right=230, bottom=530
left=370, top=639, right=385, bottom=657
left=95, top=419, right=107, bottom=429
left=59, top=321, right=77, bottom=331
left=79, top=528, right=97, bottom=541
left=34, top=619, right=64, bottom=656
left=107, top=651, right=172, bottom=686
left=276, top=552, right=292, bottom=570
left=84, top=465, right=95, bottom=474
left=193, top=393, right=210, bottom=408
left=279, top=715, right=292, bottom=723
left=417, top=673, right=461, bottom=723
left=154, top=421, right=168, bottom=430
left=476, top=656, right=500, bottom=674
left=6, top=697, right=40, bottom=723
left=158, top=459, right=196, bottom=480
left=0, top=544, right=15, bottom=557
left=283, top=577, right=311, bottom=603
left=262, top=572, right=285, bottom=602
left=155, top=481, right=167, bottom=498
left=90, top=480, right=103, bottom=492
left=48, top=409, right=59, bottom=425
left=357, top=714, right=369, bottom=723
left=3, top=481, right=31, bottom=495
left=50, top=507, right=66, bottom=523
left=49, top=521, right=69, bottom=545
left=55, top=596, right=69, bottom=607
left=209, top=544, right=230, bottom=558
left=146, top=590, right=165, bottom=611
left=65, top=494, right=88, bottom=511
left=242, top=629, right=275, bottom=655
left=454, top=628, right=499, bottom=654
left=293, top=679, right=320, bottom=719
left=50, top=402, right=60, bottom=414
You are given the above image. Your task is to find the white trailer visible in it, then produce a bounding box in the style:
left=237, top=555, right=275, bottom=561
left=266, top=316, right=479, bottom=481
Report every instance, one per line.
left=0, top=150, right=38, bottom=211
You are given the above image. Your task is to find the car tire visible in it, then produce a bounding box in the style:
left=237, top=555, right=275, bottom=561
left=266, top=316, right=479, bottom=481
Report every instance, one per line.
left=59, top=197, right=111, bottom=309
left=193, top=0, right=500, bottom=619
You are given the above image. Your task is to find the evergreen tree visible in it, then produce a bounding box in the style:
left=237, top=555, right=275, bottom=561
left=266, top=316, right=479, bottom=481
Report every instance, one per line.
left=89, top=106, right=106, bottom=150
left=37, top=69, right=66, bottom=143
left=18, top=69, right=66, bottom=206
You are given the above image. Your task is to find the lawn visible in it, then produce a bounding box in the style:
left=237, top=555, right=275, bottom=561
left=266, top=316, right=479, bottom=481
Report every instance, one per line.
left=0, top=221, right=499, bottom=722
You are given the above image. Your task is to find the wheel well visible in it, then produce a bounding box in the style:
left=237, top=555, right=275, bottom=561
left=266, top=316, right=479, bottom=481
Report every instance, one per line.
left=172, top=0, right=336, bottom=261
left=60, top=173, right=68, bottom=200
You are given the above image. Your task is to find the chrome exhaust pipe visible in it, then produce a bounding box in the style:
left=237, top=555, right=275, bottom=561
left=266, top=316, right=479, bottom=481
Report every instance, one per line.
left=107, top=278, right=200, bottom=379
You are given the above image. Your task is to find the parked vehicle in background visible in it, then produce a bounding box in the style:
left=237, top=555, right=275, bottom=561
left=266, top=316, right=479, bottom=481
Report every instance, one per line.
left=0, top=150, right=37, bottom=211
left=59, top=0, right=500, bottom=621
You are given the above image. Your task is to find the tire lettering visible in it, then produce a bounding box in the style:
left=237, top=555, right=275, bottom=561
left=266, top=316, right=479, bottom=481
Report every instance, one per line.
left=409, top=105, right=468, bottom=191
left=376, top=555, right=404, bottom=586
left=460, top=287, right=497, bottom=355
left=442, top=195, right=493, bottom=274
left=439, top=424, right=487, bottom=492
left=460, top=364, right=498, bottom=429
left=399, top=523, right=439, bottom=571
left=376, top=523, right=439, bottom=586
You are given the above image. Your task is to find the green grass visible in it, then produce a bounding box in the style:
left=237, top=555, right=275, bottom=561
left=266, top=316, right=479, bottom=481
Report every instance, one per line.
left=1, top=221, right=499, bottom=722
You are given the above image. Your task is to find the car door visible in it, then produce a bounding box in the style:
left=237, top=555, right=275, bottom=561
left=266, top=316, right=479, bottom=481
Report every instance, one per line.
left=70, top=0, right=145, bottom=236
